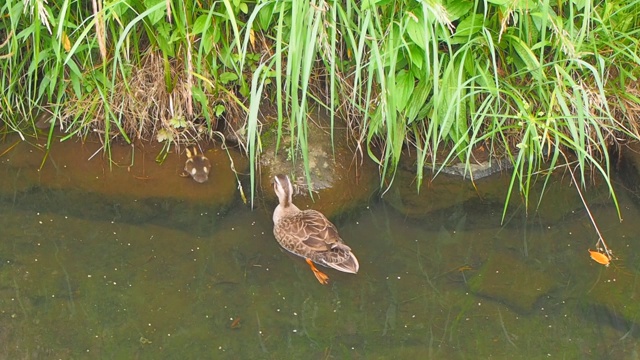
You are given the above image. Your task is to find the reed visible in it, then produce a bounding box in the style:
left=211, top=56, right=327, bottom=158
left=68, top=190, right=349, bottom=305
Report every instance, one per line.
left=1, top=0, right=639, bottom=215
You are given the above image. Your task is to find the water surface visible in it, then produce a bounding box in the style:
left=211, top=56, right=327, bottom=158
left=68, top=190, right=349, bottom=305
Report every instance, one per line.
left=0, top=139, right=639, bottom=359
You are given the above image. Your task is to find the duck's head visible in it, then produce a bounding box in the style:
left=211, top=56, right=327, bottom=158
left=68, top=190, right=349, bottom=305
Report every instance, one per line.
left=273, top=174, right=293, bottom=207
left=184, top=146, right=211, bottom=183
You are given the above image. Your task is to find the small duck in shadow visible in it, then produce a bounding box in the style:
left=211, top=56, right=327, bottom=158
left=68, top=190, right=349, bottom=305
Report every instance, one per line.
left=182, top=146, right=211, bottom=183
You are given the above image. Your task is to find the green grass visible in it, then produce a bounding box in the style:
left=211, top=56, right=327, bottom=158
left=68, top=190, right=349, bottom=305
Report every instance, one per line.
left=1, top=0, right=640, bottom=217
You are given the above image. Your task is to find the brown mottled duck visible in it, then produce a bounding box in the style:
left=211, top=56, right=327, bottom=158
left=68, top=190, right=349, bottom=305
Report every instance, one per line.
left=272, top=174, right=359, bottom=284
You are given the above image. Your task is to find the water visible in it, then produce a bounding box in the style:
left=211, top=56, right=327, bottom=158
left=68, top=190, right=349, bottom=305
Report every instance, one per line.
left=1, top=137, right=639, bottom=359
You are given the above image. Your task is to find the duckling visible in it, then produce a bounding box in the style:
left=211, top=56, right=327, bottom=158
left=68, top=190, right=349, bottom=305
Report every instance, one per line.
left=183, top=146, right=211, bottom=183
left=272, top=174, right=359, bottom=284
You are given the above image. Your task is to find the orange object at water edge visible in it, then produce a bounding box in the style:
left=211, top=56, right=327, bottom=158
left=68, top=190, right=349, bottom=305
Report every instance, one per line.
left=588, top=249, right=610, bottom=267
left=229, top=317, right=241, bottom=329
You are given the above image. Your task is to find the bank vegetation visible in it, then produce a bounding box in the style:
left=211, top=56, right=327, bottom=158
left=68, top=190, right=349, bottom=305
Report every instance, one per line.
left=1, top=0, right=639, bottom=213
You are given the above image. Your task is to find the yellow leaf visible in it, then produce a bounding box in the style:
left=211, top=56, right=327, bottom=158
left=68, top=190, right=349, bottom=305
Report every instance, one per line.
left=62, top=32, right=71, bottom=52
left=588, top=249, right=610, bottom=267
left=249, top=29, right=256, bottom=49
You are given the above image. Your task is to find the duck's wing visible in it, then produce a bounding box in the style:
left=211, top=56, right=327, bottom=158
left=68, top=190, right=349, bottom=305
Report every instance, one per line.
left=296, top=210, right=344, bottom=251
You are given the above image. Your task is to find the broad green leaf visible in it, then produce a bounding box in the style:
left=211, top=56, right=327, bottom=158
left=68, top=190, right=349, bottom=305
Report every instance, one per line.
left=515, top=0, right=538, bottom=10
left=144, top=0, right=165, bottom=25
left=192, top=86, right=210, bottom=121
left=485, top=0, right=510, bottom=5
left=408, top=45, right=424, bottom=70
left=361, top=0, right=391, bottom=11
left=219, top=72, right=239, bottom=84
left=454, top=15, right=484, bottom=38
left=203, top=29, right=215, bottom=54
left=169, top=116, right=186, bottom=128
left=504, top=34, right=544, bottom=81
left=406, top=79, right=432, bottom=124
left=215, top=105, right=226, bottom=117
left=192, top=15, right=209, bottom=35
left=258, top=2, right=275, bottom=30
left=66, top=59, right=82, bottom=98
left=446, top=0, right=474, bottom=21
left=406, top=12, right=427, bottom=50
left=395, top=70, right=415, bottom=112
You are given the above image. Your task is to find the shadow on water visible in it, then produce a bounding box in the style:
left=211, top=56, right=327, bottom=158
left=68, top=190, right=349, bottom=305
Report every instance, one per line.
left=1, top=137, right=640, bottom=359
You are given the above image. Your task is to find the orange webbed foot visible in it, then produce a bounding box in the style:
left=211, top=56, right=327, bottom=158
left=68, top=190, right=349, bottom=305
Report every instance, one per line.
left=306, top=258, right=329, bottom=285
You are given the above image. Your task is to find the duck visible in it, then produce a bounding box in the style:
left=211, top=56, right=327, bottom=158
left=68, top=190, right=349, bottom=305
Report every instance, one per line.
left=272, top=174, right=359, bottom=284
left=183, top=146, right=211, bottom=183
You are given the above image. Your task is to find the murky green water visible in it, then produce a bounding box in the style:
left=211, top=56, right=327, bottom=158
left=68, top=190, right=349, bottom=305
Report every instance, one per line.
left=1, top=140, right=639, bottom=359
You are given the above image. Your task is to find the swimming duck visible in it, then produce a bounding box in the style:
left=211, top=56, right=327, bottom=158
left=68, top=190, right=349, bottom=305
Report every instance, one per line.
left=184, top=146, right=211, bottom=183
left=272, top=174, right=359, bottom=284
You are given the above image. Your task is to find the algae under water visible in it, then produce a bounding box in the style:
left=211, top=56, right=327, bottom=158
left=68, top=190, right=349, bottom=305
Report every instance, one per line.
left=0, top=139, right=639, bottom=359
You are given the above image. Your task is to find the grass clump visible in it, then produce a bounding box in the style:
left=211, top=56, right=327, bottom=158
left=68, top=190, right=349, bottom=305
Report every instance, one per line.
left=1, top=0, right=639, bottom=214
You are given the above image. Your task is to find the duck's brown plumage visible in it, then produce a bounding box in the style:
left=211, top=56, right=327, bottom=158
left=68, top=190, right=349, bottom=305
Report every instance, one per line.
left=184, top=146, right=211, bottom=183
left=272, top=174, right=359, bottom=277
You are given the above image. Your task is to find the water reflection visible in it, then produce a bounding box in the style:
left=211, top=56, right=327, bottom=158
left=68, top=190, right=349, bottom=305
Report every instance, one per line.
left=1, top=162, right=639, bottom=358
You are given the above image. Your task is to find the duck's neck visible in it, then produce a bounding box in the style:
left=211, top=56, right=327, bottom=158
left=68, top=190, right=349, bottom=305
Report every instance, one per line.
left=273, top=201, right=300, bottom=224
left=276, top=192, right=300, bottom=213
left=278, top=200, right=300, bottom=212
left=282, top=192, right=291, bottom=208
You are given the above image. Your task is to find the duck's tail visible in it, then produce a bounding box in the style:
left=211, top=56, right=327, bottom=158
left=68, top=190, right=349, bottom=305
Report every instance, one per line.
left=324, top=252, right=359, bottom=274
